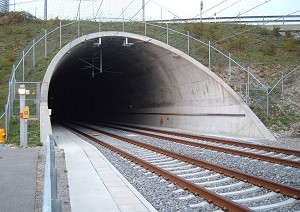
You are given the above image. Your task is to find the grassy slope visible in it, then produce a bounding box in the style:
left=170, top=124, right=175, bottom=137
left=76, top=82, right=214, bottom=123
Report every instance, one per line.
left=0, top=12, right=56, bottom=145
left=0, top=13, right=299, bottom=145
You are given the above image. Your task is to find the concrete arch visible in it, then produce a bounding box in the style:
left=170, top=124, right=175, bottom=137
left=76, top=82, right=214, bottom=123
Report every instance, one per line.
left=40, top=31, right=275, bottom=144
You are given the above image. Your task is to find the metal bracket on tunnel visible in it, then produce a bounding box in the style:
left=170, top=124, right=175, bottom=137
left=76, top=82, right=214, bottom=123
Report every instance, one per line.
left=122, top=38, right=133, bottom=47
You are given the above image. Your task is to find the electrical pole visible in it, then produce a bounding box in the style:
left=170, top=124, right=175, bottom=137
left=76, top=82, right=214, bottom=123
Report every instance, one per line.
left=200, top=1, right=203, bottom=22
left=44, top=0, right=47, bottom=20
left=142, top=0, right=145, bottom=22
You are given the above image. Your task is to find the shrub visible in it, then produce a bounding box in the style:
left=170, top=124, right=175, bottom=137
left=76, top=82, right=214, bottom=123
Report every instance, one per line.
left=272, top=26, right=281, bottom=36
left=285, top=38, right=296, bottom=51
left=261, top=42, right=277, bottom=56
left=257, top=27, right=270, bottom=36
left=285, top=30, right=292, bottom=37
left=225, top=37, right=247, bottom=51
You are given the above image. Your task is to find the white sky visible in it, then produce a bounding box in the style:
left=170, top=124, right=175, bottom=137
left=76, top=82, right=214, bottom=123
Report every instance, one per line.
left=10, top=0, right=300, bottom=21
left=146, top=0, right=300, bottom=20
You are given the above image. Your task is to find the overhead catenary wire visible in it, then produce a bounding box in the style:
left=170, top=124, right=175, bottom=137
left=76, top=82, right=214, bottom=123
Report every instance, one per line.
left=9, top=0, right=41, bottom=6
left=215, top=8, right=300, bottom=44
left=208, top=0, right=243, bottom=18
left=225, top=0, right=271, bottom=23
left=94, top=0, right=104, bottom=19
left=193, top=0, right=229, bottom=19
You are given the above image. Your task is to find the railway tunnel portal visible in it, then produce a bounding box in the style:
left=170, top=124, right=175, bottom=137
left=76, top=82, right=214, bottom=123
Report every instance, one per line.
left=40, top=31, right=275, bottom=144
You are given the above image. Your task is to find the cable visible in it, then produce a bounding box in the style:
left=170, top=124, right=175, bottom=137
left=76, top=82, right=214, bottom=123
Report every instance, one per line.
left=215, top=8, right=300, bottom=44
left=208, top=0, right=243, bottom=18
left=194, top=0, right=228, bottom=18
left=94, top=0, right=104, bottom=19
left=9, top=0, right=41, bottom=5
left=225, top=0, right=271, bottom=23
left=149, top=0, right=186, bottom=21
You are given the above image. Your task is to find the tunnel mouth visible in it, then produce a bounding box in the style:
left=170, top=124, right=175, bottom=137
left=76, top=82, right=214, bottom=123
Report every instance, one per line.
left=48, top=34, right=178, bottom=122
left=41, top=31, right=275, bottom=142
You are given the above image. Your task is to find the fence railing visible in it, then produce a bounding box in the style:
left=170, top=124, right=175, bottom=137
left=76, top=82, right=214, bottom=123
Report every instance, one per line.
left=3, top=17, right=299, bottom=138
left=42, top=135, right=61, bottom=212
left=153, top=15, right=300, bottom=25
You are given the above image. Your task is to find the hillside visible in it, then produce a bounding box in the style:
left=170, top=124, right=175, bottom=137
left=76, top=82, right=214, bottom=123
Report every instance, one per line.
left=0, top=12, right=299, bottom=143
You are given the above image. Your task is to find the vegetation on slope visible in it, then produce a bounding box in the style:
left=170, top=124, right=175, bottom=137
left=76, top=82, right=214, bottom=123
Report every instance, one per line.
left=0, top=12, right=299, bottom=145
left=0, top=12, right=56, bottom=145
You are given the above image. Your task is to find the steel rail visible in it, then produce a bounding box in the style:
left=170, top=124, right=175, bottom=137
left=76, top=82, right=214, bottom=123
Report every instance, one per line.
left=97, top=123, right=300, bottom=169
left=105, top=122, right=300, bottom=157
left=72, top=122, right=300, bottom=200
left=64, top=124, right=251, bottom=212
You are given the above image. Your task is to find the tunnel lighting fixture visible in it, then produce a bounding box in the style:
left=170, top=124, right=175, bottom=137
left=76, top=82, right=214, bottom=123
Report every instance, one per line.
left=122, top=37, right=133, bottom=47
left=93, top=37, right=102, bottom=47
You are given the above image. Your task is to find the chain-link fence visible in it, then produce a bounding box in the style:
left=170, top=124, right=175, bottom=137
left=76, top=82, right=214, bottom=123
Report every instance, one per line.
left=267, top=65, right=300, bottom=116
left=10, top=0, right=144, bottom=21
left=0, top=0, right=9, bottom=12
left=2, top=0, right=299, bottom=138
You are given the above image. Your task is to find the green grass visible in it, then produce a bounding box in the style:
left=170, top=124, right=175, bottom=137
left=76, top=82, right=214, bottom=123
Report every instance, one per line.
left=6, top=118, right=41, bottom=146
left=1, top=12, right=300, bottom=143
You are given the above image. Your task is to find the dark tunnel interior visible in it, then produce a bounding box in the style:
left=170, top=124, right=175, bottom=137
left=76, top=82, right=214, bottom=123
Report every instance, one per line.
left=48, top=36, right=176, bottom=121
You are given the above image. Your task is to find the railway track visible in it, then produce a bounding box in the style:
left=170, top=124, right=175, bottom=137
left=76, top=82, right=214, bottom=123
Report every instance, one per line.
left=95, top=122, right=300, bottom=168
left=63, top=122, right=300, bottom=212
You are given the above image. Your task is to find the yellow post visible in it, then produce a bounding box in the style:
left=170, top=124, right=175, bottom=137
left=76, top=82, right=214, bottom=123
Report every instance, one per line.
left=0, top=128, right=5, bottom=147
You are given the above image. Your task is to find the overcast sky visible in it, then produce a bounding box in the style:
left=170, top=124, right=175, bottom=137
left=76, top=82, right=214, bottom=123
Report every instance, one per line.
left=146, top=0, right=299, bottom=20
left=11, top=0, right=300, bottom=21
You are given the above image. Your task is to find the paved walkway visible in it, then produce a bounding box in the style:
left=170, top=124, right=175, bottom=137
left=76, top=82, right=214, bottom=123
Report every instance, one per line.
left=0, top=148, right=38, bottom=212
left=53, top=125, right=157, bottom=212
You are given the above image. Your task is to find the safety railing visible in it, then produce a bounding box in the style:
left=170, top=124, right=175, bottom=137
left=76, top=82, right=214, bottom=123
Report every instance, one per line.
left=4, top=17, right=296, bottom=137
left=42, top=135, right=61, bottom=212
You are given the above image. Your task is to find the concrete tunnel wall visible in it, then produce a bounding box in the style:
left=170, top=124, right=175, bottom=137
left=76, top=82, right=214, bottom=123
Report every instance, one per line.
left=40, top=31, right=276, bottom=144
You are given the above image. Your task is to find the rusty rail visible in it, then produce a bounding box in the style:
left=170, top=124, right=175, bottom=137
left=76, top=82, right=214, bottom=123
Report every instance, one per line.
left=64, top=123, right=251, bottom=212
left=97, top=123, right=300, bottom=169
left=71, top=122, right=300, bottom=200
left=102, top=122, right=300, bottom=157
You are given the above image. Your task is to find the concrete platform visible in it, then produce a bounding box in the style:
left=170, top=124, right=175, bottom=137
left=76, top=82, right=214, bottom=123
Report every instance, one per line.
left=0, top=148, right=39, bottom=212
left=52, top=125, right=157, bottom=212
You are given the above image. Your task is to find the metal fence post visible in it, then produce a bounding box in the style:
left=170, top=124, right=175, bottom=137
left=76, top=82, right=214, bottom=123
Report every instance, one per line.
left=208, top=41, right=211, bottom=69
left=187, top=31, right=190, bottom=56
left=78, top=21, right=80, bottom=37
left=144, top=19, right=147, bottom=36
left=266, top=84, right=269, bottom=116
left=32, top=39, right=35, bottom=70
left=99, top=18, right=102, bottom=32
left=228, top=53, right=231, bottom=81
left=166, top=23, right=169, bottom=45
left=281, top=73, right=284, bottom=97
left=5, top=104, right=8, bottom=141
left=44, top=30, right=47, bottom=58
left=22, top=50, right=25, bottom=82
left=59, top=22, right=62, bottom=48
left=247, top=67, right=250, bottom=104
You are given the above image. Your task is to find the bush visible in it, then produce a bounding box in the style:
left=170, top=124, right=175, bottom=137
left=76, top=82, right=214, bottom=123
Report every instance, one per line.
left=272, top=26, right=281, bottom=36
left=258, top=27, right=270, bottom=36
left=285, top=30, right=292, bottom=37
left=285, top=38, right=296, bottom=51
left=0, top=12, right=36, bottom=25
left=261, top=42, right=277, bottom=56
left=225, top=37, right=247, bottom=51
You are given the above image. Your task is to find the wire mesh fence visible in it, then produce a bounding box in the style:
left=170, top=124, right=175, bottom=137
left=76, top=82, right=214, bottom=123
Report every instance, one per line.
left=10, top=0, right=145, bottom=21
left=2, top=0, right=299, bottom=138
